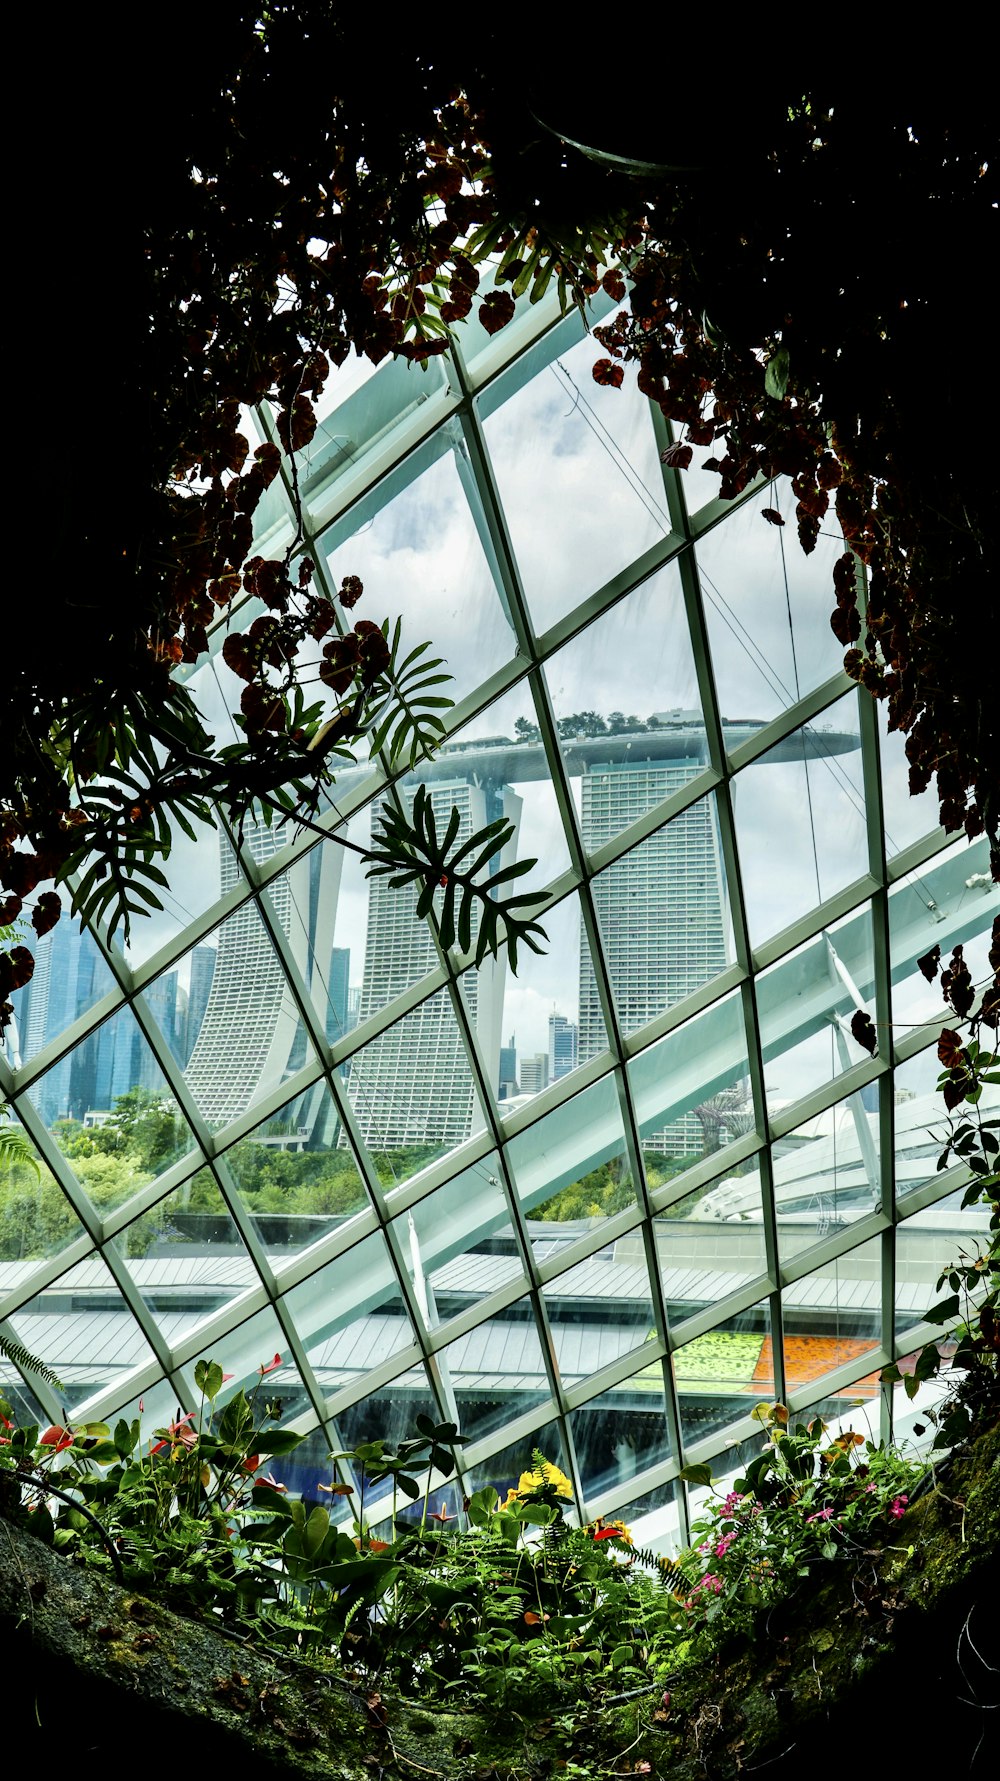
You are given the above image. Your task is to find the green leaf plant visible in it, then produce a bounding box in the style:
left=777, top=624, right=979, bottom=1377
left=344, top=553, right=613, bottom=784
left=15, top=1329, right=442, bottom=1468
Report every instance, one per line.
left=879, top=922, right=1000, bottom=1449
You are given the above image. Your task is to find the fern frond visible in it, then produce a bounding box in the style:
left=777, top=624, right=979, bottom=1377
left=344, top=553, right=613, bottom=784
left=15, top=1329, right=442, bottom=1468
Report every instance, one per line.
left=0, top=1333, right=63, bottom=1390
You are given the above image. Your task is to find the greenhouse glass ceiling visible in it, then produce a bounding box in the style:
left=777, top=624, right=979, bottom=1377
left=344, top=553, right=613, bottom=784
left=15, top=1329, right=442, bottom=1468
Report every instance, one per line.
left=2, top=284, right=997, bottom=1550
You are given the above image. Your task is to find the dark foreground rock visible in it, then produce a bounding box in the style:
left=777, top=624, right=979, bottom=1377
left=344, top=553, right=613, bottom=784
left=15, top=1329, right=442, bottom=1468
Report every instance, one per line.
left=2, top=1422, right=997, bottom=1777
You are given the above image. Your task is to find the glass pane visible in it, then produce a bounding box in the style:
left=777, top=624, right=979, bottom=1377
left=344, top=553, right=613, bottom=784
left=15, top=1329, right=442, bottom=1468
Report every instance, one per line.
left=323, top=433, right=517, bottom=709
left=772, top=1091, right=881, bottom=1266
left=611, top=1477, right=684, bottom=1557
left=758, top=905, right=876, bottom=1110
left=9, top=919, right=120, bottom=1071
left=464, top=1418, right=576, bottom=1515
left=877, top=701, right=941, bottom=859
left=781, top=1235, right=883, bottom=1400
left=188, top=1307, right=311, bottom=1425
left=333, top=1365, right=439, bottom=1497
left=221, top=1087, right=370, bottom=1263
left=483, top=313, right=668, bottom=635
left=892, top=1054, right=956, bottom=1202
left=389, top=1161, right=522, bottom=1329
left=302, top=349, right=446, bottom=507
left=0, top=1112, right=86, bottom=1263
left=109, top=1173, right=256, bottom=1345
left=888, top=837, right=998, bottom=1031
left=434, top=1313, right=550, bottom=1445
left=7, top=1254, right=155, bottom=1413
left=571, top=1373, right=671, bottom=1503
left=508, top=1074, right=636, bottom=1258
left=592, top=790, right=733, bottom=1042
left=674, top=1301, right=774, bottom=1446
left=347, top=986, right=484, bottom=1169
left=545, top=1241, right=657, bottom=1385
left=697, top=479, right=848, bottom=723
left=655, top=1177, right=768, bottom=1320
left=895, top=1183, right=992, bottom=1337
left=490, top=893, right=597, bottom=1116
left=545, top=559, right=703, bottom=847
left=733, top=691, right=867, bottom=947
left=631, top=989, right=751, bottom=1170
left=285, top=1230, right=416, bottom=1403
left=443, top=679, right=575, bottom=889
left=182, top=855, right=316, bottom=1132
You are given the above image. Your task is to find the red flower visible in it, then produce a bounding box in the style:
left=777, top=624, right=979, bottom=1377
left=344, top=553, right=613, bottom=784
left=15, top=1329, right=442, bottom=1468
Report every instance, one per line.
left=592, top=1525, right=619, bottom=1542
left=428, top=1502, right=454, bottom=1524
left=258, top=1354, right=282, bottom=1376
left=39, top=1424, right=74, bottom=1452
left=149, top=1412, right=196, bottom=1456
left=253, top=1473, right=287, bottom=1493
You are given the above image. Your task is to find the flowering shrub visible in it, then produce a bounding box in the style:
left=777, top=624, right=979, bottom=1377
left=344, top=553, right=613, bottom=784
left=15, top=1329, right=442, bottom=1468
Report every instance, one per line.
left=681, top=1402, right=923, bottom=1626
left=0, top=1373, right=930, bottom=1720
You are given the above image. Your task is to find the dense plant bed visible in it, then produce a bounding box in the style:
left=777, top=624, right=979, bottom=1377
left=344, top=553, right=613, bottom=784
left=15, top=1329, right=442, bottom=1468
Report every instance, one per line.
left=2, top=1369, right=996, bottom=1775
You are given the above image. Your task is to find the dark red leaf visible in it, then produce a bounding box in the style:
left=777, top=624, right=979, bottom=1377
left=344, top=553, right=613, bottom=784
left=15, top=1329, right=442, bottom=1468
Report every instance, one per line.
left=761, top=508, right=785, bottom=526
left=478, top=291, right=516, bottom=336
left=6, top=946, right=35, bottom=991
left=937, top=1028, right=966, bottom=1069
left=0, top=895, right=22, bottom=926
left=917, top=945, right=941, bottom=983
left=592, top=358, right=625, bottom=390
left=339, top=576, right=364, bottom=609
left=850, top=1011, right=878, bottom=1056
left=660, top=442, right=693, bottom=469
left=31, top=892, right=62, bottom=938
left=942, top=1072, right=972, bottom=1111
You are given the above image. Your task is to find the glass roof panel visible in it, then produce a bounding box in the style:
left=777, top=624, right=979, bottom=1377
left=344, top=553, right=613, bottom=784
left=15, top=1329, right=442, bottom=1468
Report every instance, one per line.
left=322, top=432, right=518, bottom=709
left=696, top=479, right=848, bottom=722
left=593, top=790, right=734, bottom=1040
left=483, top=310, right=669, bottom=636
left=733, top=690, right=867, bottom=947
left=570, top=1372, right=672, bottom=1504
left=220, top=1086, right=370, bottom=1264
left=673, top=1299, right=774, bottom=1447
left=508, top=1073, right=636, bottom=1259
left=0, top=267, right=984, bottom=1508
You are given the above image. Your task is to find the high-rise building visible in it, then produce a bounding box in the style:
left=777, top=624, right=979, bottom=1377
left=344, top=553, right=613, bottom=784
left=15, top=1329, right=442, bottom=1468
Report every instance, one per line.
left=184, top=817, right=341, bottom=1129
left=347, top=772, right=521, bottom=1149
left=577, top=721, right=729, bottom=1156
left=183, top=947, right=217, bottom=1065
left=498, top=1034, right=518, bottom=1100
left=519, top=1053, right=549, bottom=1095
left=548, top=1014, right=578, bottom=1083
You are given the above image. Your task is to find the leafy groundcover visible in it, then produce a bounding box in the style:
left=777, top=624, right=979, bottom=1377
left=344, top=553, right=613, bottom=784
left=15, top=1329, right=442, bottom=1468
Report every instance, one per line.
left=2, top=1355, right=997, bottom=1775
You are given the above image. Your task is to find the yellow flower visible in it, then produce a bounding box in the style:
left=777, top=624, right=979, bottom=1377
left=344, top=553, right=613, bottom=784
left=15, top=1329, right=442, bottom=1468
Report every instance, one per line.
left=507, top=1459, right=574, bottom=1502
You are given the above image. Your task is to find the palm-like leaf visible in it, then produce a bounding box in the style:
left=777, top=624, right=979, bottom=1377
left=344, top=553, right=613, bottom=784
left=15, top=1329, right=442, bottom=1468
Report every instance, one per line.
left=366, top=785, right=547, bottom=973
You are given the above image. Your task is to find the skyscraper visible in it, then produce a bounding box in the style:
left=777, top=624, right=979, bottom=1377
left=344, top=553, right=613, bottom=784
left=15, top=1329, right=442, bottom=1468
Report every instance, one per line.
left=548, top=1014, right=578, bottom=1083
left=577, top=720, right=729, bottom=1156
left=347, top=771, right=521, bottom=1149
left=184, top=816, right=341, bottom=1129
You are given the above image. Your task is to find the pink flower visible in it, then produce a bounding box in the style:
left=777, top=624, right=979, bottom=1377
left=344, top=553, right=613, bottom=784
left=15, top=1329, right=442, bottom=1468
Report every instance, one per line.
left=259, top=1353, right=282, bottom=1376
left=865, top=1482, right=877, bottom=1493
left=890, top=1495, right=908, bottom=1519
left=806, top=1507, right=834, bottom=1523
left=691, top=1572, right=723, bottom=1596
left=714, top=1532, right=737, bottom=1557
left=149, top=1412, right=197, bottom=1456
